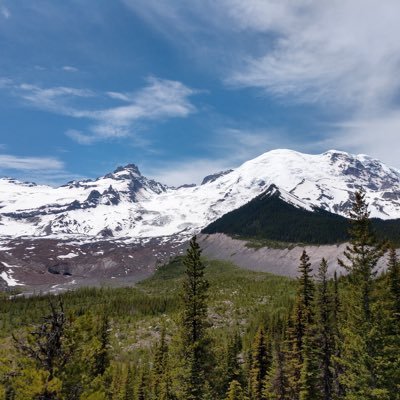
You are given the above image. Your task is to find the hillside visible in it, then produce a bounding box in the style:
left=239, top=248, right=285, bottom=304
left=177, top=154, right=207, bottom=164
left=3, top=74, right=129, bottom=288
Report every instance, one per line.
left=202, top=185, right=400, bottom=245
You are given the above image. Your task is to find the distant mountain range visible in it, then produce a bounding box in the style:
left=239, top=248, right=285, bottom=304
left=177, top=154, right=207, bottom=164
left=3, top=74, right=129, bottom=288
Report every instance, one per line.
left=1, top=149, right=400, bottom=243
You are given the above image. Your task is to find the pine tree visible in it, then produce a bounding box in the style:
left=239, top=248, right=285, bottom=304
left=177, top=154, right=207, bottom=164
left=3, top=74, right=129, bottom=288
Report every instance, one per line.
left=179, top=236, right=212, bottom=400
left=223, top=332, right=243, bottom=394
left=226, top=380, right=248, bottom=400
left=93, top=313, right=110, bottom=377
left=13, top=299, right=68, bottom=400
left=387, top=246, right=400, bottom=321
left=152, top=326, right=169, bottom=398
left=124, top=366, right=135, bottom=400
left=337, top=190, right=386, bottom=398
left=331, top=271, right=345, bottom=399
left=338, top=191, right=385, bottom=322
left=372, top=246, right=400, bottom=397
left=315, top=259, right=334, bottom=400
left=250, top=327, right=270, bottom=400
left=137, top=371, right=147, bottom=400
left=159, top=369, right=177, bottom=400
left=264, top=341, right=288, bottom=400
left=286, top=250, right=315, bottom=400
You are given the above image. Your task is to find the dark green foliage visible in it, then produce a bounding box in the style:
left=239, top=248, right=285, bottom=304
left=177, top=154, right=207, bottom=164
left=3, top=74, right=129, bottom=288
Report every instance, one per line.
left=286, top=250, right=316, bottom=400
left=338, top=191, right=389, bottom=398
left=315, top=259, right=334, bottom=400
left=226, top=380, right=248, bottom=400
left=1, top=189, right=400, bottom=400
left=264, top=341, right=288, bottom=400
left=124, top=367, right=135, bottom=400
left=202, top=188, right=400, bottom=245
left=387, top=246, right=400, bottom=320
left=179, top=236, right=213, bottom=400
left=250, top=327, right=270, bottom=400
left=94, top=313, right=111, bottom=377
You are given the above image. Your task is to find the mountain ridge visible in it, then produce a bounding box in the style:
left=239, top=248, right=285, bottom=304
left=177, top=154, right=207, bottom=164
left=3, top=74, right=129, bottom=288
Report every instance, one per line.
left=1, top=149, right=400, bottom=241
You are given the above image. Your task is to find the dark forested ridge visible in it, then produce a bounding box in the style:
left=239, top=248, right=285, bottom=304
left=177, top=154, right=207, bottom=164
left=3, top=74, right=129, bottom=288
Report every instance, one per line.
left=202, top=187, right=400, bottom=245
left=0, top=192, right=399, bottom=399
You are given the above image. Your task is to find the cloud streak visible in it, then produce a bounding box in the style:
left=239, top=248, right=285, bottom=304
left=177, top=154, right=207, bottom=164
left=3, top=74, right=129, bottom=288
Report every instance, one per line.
left=0, top=154, right=64, bottom=171
left=0, top=76, right=197, bottom=145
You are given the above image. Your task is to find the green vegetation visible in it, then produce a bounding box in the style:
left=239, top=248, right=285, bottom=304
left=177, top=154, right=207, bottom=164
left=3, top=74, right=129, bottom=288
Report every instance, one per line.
left=0, top=191, right=399, bottom=399
left=0, top=252, right=296, bottom=399
left=202, top=189, right=400, bottom=246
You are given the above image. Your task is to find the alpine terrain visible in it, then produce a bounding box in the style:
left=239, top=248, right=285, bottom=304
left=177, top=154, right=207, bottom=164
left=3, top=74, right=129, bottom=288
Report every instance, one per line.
left=1, top=149, right=400, bottom=290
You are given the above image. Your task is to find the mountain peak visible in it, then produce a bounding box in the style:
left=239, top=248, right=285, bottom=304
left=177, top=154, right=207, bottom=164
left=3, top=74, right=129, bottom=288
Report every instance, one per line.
left=113, top=163, right=141, bottom=175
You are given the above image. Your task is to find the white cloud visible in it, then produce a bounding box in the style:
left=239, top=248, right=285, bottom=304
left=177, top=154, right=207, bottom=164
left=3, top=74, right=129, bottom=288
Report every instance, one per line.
left=324, top=111, right=400, bottom=170
left=65, top=130, right=96, bottom=145
left=145, top=158, right=234, bottom=187
left=123, top=0, right=400, bottom=167
left=144, top=127, right=297, bottom=186
left=1, top=5, right=10, bottom=19
left=227, top=1, right=400, bottom=111
left=17, top=83, right=95, bottom=116
left=0, top=154, right=64, bottom=171
left=1, top=77, right=197, bottom=144
left=62, top=66, right=79, bottom=72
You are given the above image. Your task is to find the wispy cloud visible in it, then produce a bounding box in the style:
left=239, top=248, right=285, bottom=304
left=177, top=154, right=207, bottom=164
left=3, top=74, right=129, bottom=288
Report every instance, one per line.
left=62, top=65, right=79, bottom=72
left=124, top=0, right=400, bottom=168
left=87, top=77, right=196, bottom=141
left=0, top=154, right=64, bottom=171
left=0, top=5, right=10, bottom=19
left=144, top=127, right=296, bottom=186
left=1, top=76, right=197, bottom=145
left=226, top=1, right=400, bottom=111
left=145, top=158, right=234, bottom=187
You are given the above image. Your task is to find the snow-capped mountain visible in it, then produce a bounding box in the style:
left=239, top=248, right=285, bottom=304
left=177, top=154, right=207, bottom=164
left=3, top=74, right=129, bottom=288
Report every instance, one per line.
left=1, top=149, right=400, bottom=242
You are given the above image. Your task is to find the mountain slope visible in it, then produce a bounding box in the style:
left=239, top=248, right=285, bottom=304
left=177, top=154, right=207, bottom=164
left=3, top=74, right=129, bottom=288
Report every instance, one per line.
left=202, top=185, right=400, bottom=245
left=1, top=149, right=400, bottom=241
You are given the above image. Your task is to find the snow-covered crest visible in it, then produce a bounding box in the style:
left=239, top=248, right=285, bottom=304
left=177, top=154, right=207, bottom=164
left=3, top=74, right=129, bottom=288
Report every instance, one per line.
left=1, top=149, right=400, bottom=241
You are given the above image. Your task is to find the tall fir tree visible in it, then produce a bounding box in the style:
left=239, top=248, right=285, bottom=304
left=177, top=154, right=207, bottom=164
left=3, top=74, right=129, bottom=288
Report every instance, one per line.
left=13, top=300, right=68, bottom=400
left=178, top=236, right=212, bottom=400
left=152, top=326, right=169, bottom=399
left=264, top=340, right=288, bottom=400
left=226, top=380, right=248, bottom=400
left=124, top=366, right=135, bottom=400
left=337, top=190, right=386, bottom=399
left=286, top=250, right=315, bottom=400
left=315, top=259, right=334, bottom=400
left=93, top=313, right=110, bottom=377
left=387, top=246, right=400, bottom=321
left=250, top=327, right=270, bottom=400
left=223, top=332, right=243, bottom=395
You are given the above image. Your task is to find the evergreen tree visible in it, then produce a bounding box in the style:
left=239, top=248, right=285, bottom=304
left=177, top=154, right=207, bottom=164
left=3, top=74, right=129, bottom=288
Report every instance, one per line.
left=337, top=190, right=386, bottom=398
left=315, top=259, right=334, bottom=400
left=331, top=272, right=345, bottom=399
left=338, top=191, right=385, bottom=322
left=286, top=250, right=315, bottom=400
left=93, top=313, right=110, bottom=377
left=387, top=246, right=400, bottom=321
left=178, top=236, right=212, bottom=400
left=223, top=332, right=243, bottom=394
left=226, top=380, right=248, bottom=400
left=159, top=369, right=177, bottom=400
left=250, top=327, right=270, bottom=400
left=264, top=341, right=288, bottom=400
left=137, top=371, right=147, bottom=400
left=13, top=300, right=68, bottom=400
left=152, top=326, right=169, bottom=398
left=124, top=367, right=134, bottom=400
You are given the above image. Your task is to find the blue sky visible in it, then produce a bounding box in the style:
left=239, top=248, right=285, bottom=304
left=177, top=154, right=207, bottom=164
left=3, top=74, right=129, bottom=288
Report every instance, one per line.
left=1, top=0, right=400, bottom=186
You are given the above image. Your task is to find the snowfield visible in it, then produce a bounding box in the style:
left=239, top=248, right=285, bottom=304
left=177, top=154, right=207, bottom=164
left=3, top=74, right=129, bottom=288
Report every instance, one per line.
left=1, top=149, right=400, bottom=242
